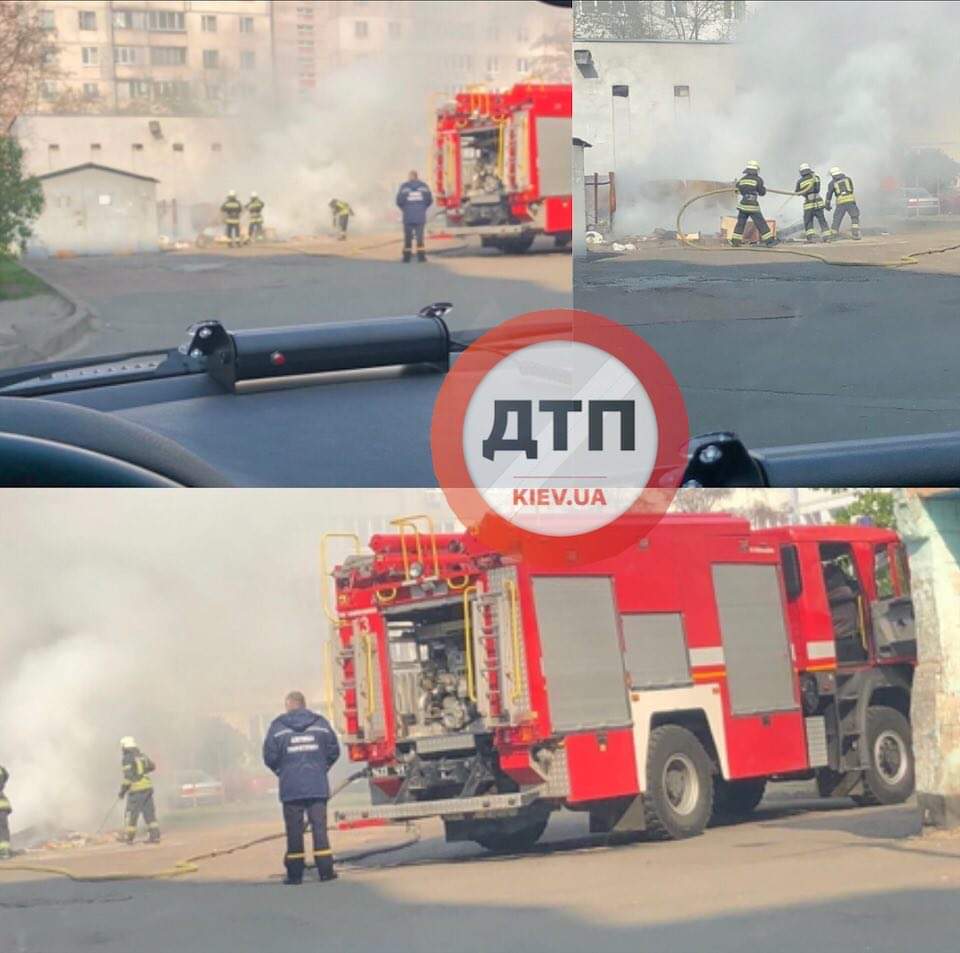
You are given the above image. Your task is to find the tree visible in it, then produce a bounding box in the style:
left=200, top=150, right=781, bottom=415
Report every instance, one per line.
left=0, top=1, right=60, bottom=131
left=833, top=490, right=896, bottom=529
left=0, top=135, right=43, bottom=253
left=527, top=28, right=572, bottom=84
left=575, top=0, right=744, bottom=42
left=671, top=488, right=736, bottom=513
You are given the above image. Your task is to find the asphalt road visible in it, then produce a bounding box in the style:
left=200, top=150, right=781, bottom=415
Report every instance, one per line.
left=575, top=241, right=960, bottom=448
left=25, top=237, right=571, bottom=361
left=4, top=790, right=960, bottom=953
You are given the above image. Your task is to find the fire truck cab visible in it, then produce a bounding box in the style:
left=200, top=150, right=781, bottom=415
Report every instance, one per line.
left=327, top=515, right=916, bottom=851
left=432, top=84, right=572, bottom=253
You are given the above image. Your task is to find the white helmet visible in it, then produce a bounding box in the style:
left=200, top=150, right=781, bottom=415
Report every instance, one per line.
left=746, top=159, right=760, bottom=170
left=228, top=189, right=237, bottom=197
left=829, top=166, right=842, bottom=176
left=120, top=736, right=137, bottom=750
left=799, top=162, right=811, bottom=172
left=250, top=191, right=258, bottom=198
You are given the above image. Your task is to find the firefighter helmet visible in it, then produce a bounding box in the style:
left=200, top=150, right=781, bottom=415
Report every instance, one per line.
left=250, top=190, right=258, bottom=198
left=120, top=736, right=137, bottom=750
left=746, top=160, right=760, bottom=170
left=228, top=189, right=237, bottom=197
left=829, top=166, right=842, bottom=176
left=799, top=162, right=811, bottom=172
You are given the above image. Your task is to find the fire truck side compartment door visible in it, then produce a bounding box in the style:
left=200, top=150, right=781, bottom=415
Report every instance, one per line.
left=535, top=116, right=572, bottom=197
left=531, top=575, right=631, bottom=732
left=621, top=613, right=692, bottom=689
left=353, top=618, right=386, bottom=742
left=711, top=564, right=797, bottom=716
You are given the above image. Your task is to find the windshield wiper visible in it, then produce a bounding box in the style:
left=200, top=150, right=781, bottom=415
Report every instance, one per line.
left=0, top=303, right=458, bottom=397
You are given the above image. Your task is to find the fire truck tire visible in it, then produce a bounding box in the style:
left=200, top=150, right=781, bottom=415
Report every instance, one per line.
left=473, top=817, right=548, bottom=853
left=857, top=706, right=915, bottom=806
left=644, top=725, right=714, bottom=840
left=711, top=778, right=767, bottom=822
left=496, top=235, right=536, bottom=254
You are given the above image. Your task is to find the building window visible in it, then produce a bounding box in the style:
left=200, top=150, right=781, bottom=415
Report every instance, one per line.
left=201, top=15, right=217, bottom=32
left=486, top=55, right=499, bottom=74
left=154, top=80, right=190, bottom=99
left=612, top=84, right=629, bottom=97
left=132, top=142, right=144, bottom=151
left=90, top=143, right=102, bottom=152
left=516, top=57, right=530, bottom=73
left=78, top=10, right=97, bottom=30
left=172, top=142, right=184, bottom=152
left=204, top=83, right=221, bottom=101
left=354, top=20, right=368, bottom=38
left=239, top=16, right=255, bottom=33
left=240, top=50, right=256, bottom=70
left=297, top=5, right=314, bottom=15
left=81, top=46, right=99, bottom=66
left=39, top=9, right=55, bottom=29
left=211, top=142, right=222, bottom=152
left=40, top=82, right=57, bottom=100
left=665, top=0, right=688, bottom=15
left=114, top=46, right=138, bottom=65
left=388, top=21, right=401, bottom=38
left=121, top=80, right=151, bottom=99
left=113, top=10, right=148, bottom=30
left=674, top=85, right=690, bottom=98
left=148, top=10, right=185, bottom=32
left=82, top=83, right=100, bottom=99
left=202, top=49, right=220, bottom=69
left=151, top=46, right=187, bottom=66
left=297, top=23, right=314, bottom=33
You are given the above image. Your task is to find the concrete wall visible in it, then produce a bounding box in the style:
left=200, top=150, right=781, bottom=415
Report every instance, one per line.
left=29, top=167, right=159, bottom=257
left=573, top=39, right=738, bottom=176
left=894, top=489, right=960, bottom=828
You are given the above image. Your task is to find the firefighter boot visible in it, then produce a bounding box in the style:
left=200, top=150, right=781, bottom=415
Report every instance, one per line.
left=416, top=249, right=427, bottom=263
left=402, top=249, right=412, bottom=263
left=283, top=851, right=305, bottom=885
left=148, top=826, right=160, bottom=844
left=316, top=851, right=338, bottom=882
left=852, top=224, right=861, bottom=240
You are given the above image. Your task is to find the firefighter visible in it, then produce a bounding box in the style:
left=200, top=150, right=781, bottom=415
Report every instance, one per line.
left=0, top=765, right=11, bottom=860
left=825, top=166, right=861, bottom=240
left=730, top=160, right=778, bottom=247
left=221, top=190, right=243, bottom=247
left=246, top=191, right=265, bottom=242
left=396, top=169, right=433, bottom=262
left=119, top=737, right=160, bottom=845
left=796, top=163, right=831, bottom=243
left=328, top=199, right=354, bottom=241
left=262, top=691, right=340, bottom=886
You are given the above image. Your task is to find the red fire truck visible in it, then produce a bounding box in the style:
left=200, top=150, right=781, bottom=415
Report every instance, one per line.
left=432, top=83, right=572, bottom=253
left=326, top=515, right=916, bottom=850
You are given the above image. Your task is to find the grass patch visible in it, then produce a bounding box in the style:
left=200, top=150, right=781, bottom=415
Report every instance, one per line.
left=0, top=256, right=49, bottom=301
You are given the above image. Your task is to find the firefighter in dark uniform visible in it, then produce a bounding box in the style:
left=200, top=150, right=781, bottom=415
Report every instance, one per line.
left=796, top=163, right=831, bottom=243
left=262, top=691, right=340, bottom=886
left=246, top=191, right=265, bottom=242
left=825, top=166, right=861, bottom=240
left=328, top=199, right=354, bottom=241
left=730, top=160, right=777, bottom=246
left=221, top=190, right=243, bottom=247
left=0, top=765, right=11, bottom=859
left=396, top=169, right=433, bottom=262
left=119, top=737, right=160, bottom=844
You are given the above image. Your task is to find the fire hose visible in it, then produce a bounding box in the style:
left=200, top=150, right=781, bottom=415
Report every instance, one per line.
left=0, top=770, right=421, bottom=883
left=675, top=186, right=960, bottom=268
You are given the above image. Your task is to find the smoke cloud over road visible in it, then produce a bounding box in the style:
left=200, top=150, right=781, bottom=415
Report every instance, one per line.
left=594, top=1, right=960, bottom=235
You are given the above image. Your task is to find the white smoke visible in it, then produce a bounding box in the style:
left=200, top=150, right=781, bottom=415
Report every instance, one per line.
left=0, top=489, right=455, bottom=834
left=606, top=0, right=960, bottom=235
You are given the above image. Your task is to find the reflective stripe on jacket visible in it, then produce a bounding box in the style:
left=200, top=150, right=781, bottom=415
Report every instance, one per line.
left=221, top=198, right=243, bottom=223
left=796, top=173, right=824, bottom=210
left=122, top=753, right=155, bottom=793
left=735, top=173, right=766, bottom=212
left=827, top=175, right=856, bottom=205
left=246, top=198, right=264, bottom=222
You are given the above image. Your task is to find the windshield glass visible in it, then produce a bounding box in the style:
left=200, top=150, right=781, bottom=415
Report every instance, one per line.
left=0, top=1, right=571, bottom=374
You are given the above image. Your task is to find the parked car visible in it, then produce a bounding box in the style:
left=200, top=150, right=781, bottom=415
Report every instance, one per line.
left=168, top=770, right=225, bottom=809
left=222, top=769, right=279, bottom=802
left=901, top=187, right=941, bottom=216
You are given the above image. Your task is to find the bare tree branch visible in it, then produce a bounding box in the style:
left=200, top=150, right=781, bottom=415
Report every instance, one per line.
left=0, top=0, right=60, bottom=131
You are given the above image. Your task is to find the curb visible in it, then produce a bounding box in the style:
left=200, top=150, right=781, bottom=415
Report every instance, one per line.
left=0, top=259, right=98, bottom=369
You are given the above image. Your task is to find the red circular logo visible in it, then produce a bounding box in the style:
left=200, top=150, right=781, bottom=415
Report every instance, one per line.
left=431, top=309, right=689, bottom=566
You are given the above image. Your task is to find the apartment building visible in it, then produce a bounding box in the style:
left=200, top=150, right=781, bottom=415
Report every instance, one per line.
left=271, top=1, right=569, bottom=102
left=34, top=1, right=274, bottom=115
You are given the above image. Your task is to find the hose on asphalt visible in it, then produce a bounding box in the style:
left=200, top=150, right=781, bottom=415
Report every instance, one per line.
left=675, top=186, right=960, bottom=268
left=0, top=770, right=420, bottom=883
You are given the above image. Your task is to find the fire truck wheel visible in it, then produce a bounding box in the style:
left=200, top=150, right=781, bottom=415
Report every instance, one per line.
left=497, top=235, right=536, bottom=254
left=644, top=725, right=714, bottom=840
left=858, top=706, right=915, bottom=806
left=473, top=817, right=548, bottom=854
left=711, top=778, right=767, bottom=823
